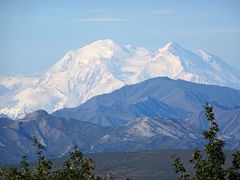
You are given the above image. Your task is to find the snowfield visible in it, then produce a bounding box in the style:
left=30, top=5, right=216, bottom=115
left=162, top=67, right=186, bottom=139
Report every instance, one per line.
left=0, top=39, right=240, bottom=118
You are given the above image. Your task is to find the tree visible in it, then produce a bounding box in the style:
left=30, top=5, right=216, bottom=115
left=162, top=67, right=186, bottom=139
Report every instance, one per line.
left=172, top=103, right=240, bottom=179
left=19, top=155, right=32, bottom=179
left=32, top=136, right=53, bottom=180
left=51, top=146, right=101, bottom=180
left=0, top=137, right=101, bottom=180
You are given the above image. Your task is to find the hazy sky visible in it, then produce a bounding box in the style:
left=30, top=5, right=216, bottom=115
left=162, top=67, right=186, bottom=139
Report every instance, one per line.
left=0, top=0, right=240, bottom=75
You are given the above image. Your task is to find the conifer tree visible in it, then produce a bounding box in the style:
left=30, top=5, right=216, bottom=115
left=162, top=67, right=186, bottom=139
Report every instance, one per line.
left=32, top=136, right=53, bottom=180
left=19, top=155, right=32, bottom=179
left=172, top=103, right=240, bottom=180
left=0, top=138, right=102, bottom=180
left=52, top=146, right=101, bottom=180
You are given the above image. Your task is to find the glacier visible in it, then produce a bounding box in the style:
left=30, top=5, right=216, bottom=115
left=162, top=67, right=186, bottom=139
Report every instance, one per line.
left=0, top=39, right=240, bottom=118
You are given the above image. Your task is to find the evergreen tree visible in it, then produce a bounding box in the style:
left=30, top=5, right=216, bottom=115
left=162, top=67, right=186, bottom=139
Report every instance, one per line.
left=19, top=155, right=32, bottom=179
left=172, top=103, right=240, bottom=180
left=32, top=136, right=53, bottom=180
left=51, top=146, right=101, bottom=180
left=0, top=138, right=102, bottom=180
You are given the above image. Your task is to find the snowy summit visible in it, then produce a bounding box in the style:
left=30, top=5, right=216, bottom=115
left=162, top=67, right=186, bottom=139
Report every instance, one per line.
left=0, top=39, right=240, bottom=118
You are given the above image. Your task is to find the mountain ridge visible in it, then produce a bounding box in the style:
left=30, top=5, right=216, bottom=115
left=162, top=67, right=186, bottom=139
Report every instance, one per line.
left=0, top=39, right=240, bottom=118
left=53, top=77, right=240, bottom=127
left=1, top=77, right=240, bottom=164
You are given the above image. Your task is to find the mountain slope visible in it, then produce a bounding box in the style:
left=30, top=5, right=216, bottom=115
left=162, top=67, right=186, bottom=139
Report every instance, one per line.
left=1, top=110, right=237, bottom=164
left=0, top=110, right=108, bottom=164
left=144, top=42, right=240, bottom=87
left=53, top=77, right=240, bottom=126
left=0, top=112, right=203, bottom=164
left=1, top=77, right=240, bottom=164
left=186, top=103, right=240, bottom=141
left=54, top=94, right=189, bottom=126
left=1, top=39, right=240, bottom=118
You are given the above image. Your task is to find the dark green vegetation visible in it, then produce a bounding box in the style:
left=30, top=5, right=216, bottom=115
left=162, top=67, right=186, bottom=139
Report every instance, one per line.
left=0, top=137, right=101, bottom=180
left=0, top=149, right=237, bottom=180
left=173, top=104, right=240, bottom=179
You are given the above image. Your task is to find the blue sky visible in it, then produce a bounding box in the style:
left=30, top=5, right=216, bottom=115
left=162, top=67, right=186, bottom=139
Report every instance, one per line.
left=0, top=0, right=240, bottom=75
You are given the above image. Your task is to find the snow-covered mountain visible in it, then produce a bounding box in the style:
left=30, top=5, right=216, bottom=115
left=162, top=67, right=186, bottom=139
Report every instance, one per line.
left=1, top=39, right=240, bottom=118
left=1, top=78, right=240, bottom=164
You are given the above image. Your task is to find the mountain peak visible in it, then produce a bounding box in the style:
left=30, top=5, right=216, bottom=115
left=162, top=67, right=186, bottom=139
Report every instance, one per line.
left=21, top=110, right=50, bottom=121
left=161, top=42, right=183, bottom=52
left=72, top=38, right=124, bottom=59
left=1, top=39, right=240, bottom=119
left=49, top=39, right=124, bottom=72
left=87, top=39, right=120, bottom=49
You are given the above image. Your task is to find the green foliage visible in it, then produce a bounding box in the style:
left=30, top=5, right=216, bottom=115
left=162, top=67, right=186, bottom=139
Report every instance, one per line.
left=32, top=136, right=53, bottom=179
left=0, top=137, right=102, bottom=180
left=51, top=146, right=101, bottom=180
left=172, top=103, right=240, bottom=180
left=172, top=155, right=190, bottom=180
left=20, top=155, right=32, bottom=179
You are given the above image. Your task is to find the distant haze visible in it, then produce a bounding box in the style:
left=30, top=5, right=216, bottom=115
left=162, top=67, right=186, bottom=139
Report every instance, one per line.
left=0, top=0, right=240, bottom=75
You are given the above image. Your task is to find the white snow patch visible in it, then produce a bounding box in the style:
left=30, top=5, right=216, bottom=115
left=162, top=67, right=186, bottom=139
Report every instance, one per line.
left=90, top=145, right=95, bottom=150
left=100, top=134, right=111, bottom=143
left=1, top=39, right=240, bottom=118
left=59, top=145, right=72, bottom=157
left=0, top=142, right=5, bottom=147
